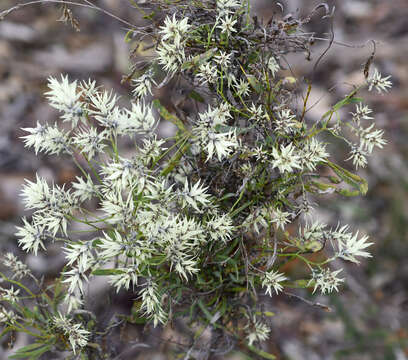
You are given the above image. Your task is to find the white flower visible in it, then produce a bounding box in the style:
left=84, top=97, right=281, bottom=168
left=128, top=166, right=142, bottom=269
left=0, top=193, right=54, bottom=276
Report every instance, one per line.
left=205, top=130, right=238, bottom=162
left=271, top=143, right=302, bottom=173
left=139, top=280, right=167, bottom=327
left=0, top=306, right=18, bottom=324
left=73, top=127, right=107, bottom=159
left=122, top=101, right=156, bottom=134
left=205, top=213, right=234, bottom=243
left=346, top=144, right=368, bottom=169
left=21, top=121, right=47, bottom=154
left=109, top=267, right=138, bottom=292
left=100, top=189, right=136, bottom=224
left=23, top=123, right=72, bottom=155
left=217, top=15, right=237, bottom=36
left=79, top=79, right=99, bottom=99
left=249, top=103, right=268, bottom=123
left=351, top=103, right=373, bottom=124
left=178, top=179, right=211, bottom=212
left=272, top=208, right=292, bottom=230
left=132, top=71, right=157, bottom=98
left=43, top=125, right=72, bottom=155
left=53, top=312, right=90, bottom=354
left=368, top=69, right=392, bottom=93
left=98, top=230, right=151, bottom=266
left=357, top=124, right=387, bottom=153
left=15, top=218, right=47, bottom=255
left=234, top=78, right=250, bottom=97
left=0, top=286, right=20, bottom=303
left=45, top=75, right=83, bottom=126
left=21, top=175, right=50, bottom=210
left=159, top=14, right=190, bottom=44
left=214, top=51, right=232, bottom=69
left=217, top=0, right=241, bottom=16
left=63, top=241, right=94, bottom=273
left=299, top=138, right=329, bottom=171
left=3, top=253, right=30, bottom=279
left=331, top=224, right=373, bottom=264
left=309, top=268, right=344, bottom=294
left=268, top=57, right=280, bottom=77
left=139, top=136, right=166, bottom=165
left=21, top=177, right=77, bottom=235
left=301, top=221, right=327, bottom=243
left=197, top=104, right=232, bottom=127
left=246, top=319, right=270, bottom=346
left=262, top=270, right=287, bottom=296
left=196, top=62, right=218, bottom=85
left=157, top=41, right=185, bottom=74
left=62, top=267, right=88, bottom=295
left=101, top=156, right=148, bottom=192
left=89, top=89, right=118, bottom=117
left=72, top=175, right=98, bottom=202
left=274, top=109, right=298, bottom=134
left=64, top=292, right=84, bottom=313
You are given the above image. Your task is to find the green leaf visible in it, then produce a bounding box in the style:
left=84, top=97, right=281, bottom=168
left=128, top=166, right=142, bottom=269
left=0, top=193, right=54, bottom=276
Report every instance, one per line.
left=310, top=181, right=336, bottom=194
left=246, top=74, right=263, bottom=94
left=152, top=99, right=186, bottom=132
left=92, top=269, right=125, bottom=276
left=124, top=30, right=134, bottom=43
left=255, top=311, right=275, bottom=317
left=246, top=344, right=277, bottom=359
left=9, top=344, right=52, bottom=360
left=332, top=96, right=363, bottom=112
left=189, top=90, right=205, bottom=103
left=326, top=161, right=368, bottom=195
left=181, top=48, right=218, bottom=70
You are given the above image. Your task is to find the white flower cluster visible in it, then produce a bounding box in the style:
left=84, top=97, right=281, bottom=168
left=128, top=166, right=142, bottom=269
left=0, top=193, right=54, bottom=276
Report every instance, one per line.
left=245, top=316, right=271, bottom=346
left=14, top=2, right=393, bottom=348
left=157, top=14, right=190, bottom=74
left=309, top=268, right=344, bottom=294
left=192, top=104, right=239, bottom=161
left=261, top=270, right=287, bottom=296
left=3, top=253, right=31, bottom=280
left=52, top=313, right=90, bottom=354
left=345, top=101, right=387, bottom=169
left=18, top=76, right=239, bottom=324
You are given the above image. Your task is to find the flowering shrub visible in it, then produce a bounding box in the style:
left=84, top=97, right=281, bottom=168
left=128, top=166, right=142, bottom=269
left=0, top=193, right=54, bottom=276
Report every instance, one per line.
left=0, top=0, right=392, bottom=358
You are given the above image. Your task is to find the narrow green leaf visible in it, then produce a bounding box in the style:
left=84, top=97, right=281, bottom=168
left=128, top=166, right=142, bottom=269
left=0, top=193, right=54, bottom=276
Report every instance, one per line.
left=92, top=269, right=125, bottom=276
left=246, top=344, right=277, bottom=359
left=189, top=90, right=205, bottom=103
left=152, top=99, right=186, bottom=132
left=9, top=344, right=52, bottom=360
left=181, top=48, right=217, bottom=70
left=332, top=96, right=363, bottom=112
left=326, top=160, right=368, bottom=195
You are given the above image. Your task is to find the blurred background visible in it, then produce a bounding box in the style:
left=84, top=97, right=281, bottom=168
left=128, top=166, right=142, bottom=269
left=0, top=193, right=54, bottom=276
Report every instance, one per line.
left=0, top=0, right=407, bottom=359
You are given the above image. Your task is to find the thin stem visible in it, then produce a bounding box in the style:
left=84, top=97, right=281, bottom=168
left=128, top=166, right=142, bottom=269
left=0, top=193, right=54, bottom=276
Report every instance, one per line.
left=0, top=0, right=135, bottom=29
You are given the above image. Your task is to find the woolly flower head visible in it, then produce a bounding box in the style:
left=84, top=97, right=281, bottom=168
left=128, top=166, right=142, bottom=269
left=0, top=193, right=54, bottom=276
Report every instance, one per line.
left=346, top=144, right=368, bottom=169
left=45, top=75, right=83, bottom=126
left=245, top=318, right=271, bottom=346
left=309, top=268, right=344, bottom=294
left=268, top=57, right=280, bottom=77
left=271, top=143, right=302, bottom=173
left=262, top=270, right=287, bottom=296
left=331, top=225, right=373, bottom=264
left=217, top=15, right=237, bottom=36
left=351, top=103, right=373, bottom=124
left=159, top=14, right=190, bottom=44
left=368, top=69, right=392, bottom=94
left=53, top=313, right=90, bottom=354
left=217, top=0, right=241, bottom=16
left=2, top=253, right=30, bottom=280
